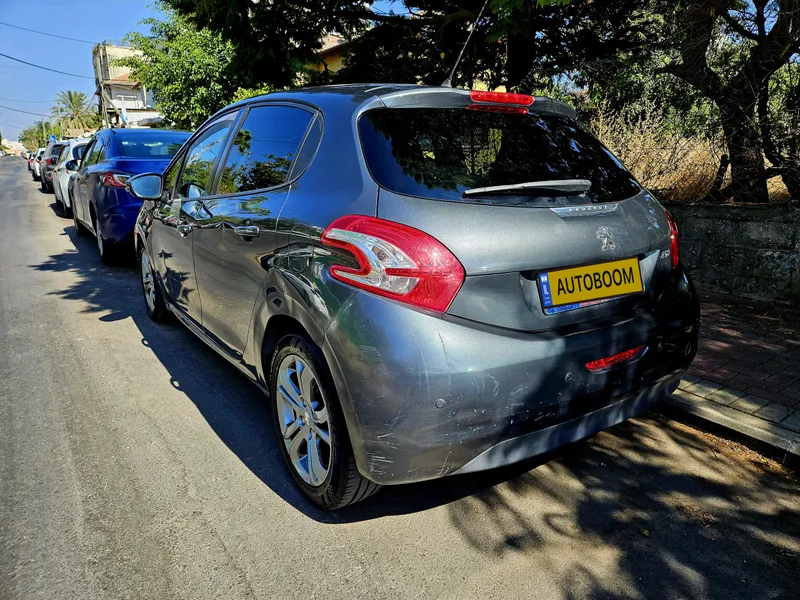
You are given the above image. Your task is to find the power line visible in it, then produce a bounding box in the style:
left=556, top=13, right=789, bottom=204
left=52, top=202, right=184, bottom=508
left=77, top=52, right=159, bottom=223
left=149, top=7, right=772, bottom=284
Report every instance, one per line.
left=0, top=121, right=25, bottom=130
left=0, top=20, right=96, bottom=45
left=0, top=103, right=50, bottom=117
left=0, top=97, right=53, bottom=103
left=0, top=51, right=94, bottom=80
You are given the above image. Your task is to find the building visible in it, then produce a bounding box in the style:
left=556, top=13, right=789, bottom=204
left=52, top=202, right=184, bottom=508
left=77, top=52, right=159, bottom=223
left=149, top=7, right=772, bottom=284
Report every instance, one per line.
left=313, top=34, right=349, bottom=74
left=92, top=43, right=162, bottom=128
left=1, top=139, right=26, bottom=155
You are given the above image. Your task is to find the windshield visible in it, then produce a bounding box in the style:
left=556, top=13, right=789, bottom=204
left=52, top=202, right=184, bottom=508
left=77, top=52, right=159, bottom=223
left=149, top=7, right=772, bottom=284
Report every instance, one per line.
left=117, top=131, right=190, bottom=158
left=358, top=108, right=641, bottom=205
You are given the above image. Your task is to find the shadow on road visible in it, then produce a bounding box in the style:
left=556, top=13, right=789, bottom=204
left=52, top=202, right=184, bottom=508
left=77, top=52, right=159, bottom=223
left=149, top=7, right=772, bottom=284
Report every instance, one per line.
left=30, top=224, right=800, bottom=600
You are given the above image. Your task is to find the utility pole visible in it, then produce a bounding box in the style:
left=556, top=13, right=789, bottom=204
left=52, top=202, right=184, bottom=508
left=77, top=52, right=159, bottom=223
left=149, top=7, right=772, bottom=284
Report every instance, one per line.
left=56, top=101, right=63, bottom=139
left=40, top=121, right=45, bottom=147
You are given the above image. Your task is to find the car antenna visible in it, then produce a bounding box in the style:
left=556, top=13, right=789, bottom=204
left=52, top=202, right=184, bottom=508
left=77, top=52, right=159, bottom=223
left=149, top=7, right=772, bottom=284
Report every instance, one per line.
left=441, top=0, right=490, bottom=88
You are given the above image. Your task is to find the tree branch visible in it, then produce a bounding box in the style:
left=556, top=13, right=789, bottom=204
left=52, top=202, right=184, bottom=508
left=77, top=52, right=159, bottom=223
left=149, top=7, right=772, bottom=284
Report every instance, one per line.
left=721, top=12, right=759, bottom=40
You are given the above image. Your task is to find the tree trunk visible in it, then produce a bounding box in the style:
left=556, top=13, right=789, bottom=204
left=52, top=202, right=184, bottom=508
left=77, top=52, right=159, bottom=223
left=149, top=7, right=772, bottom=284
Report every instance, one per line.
left=718, top=96, right=769, bottom=203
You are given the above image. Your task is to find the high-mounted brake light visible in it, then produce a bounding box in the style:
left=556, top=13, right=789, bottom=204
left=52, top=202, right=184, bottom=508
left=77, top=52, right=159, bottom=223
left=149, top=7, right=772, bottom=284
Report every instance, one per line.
left=321, top=215, right=465, bottom=313
left=586, top=346, right=646, bottom=372
left=665, top=210, right=679, bottom=269
left=469, top=90, right=534, bottom=106
left=102, top=172, right=130, bottom=188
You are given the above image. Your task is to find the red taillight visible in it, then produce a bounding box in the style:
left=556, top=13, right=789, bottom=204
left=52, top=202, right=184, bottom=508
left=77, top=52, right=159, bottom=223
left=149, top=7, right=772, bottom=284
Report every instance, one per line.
left=469, top=90, right=534, bottom=106
left=665, top=210, right=679, bottom=269
left=102, top=172, right=130, bottom=188
left=586, top=346, right=646, bottom=372
left=321, top=215, right=465, bottom=313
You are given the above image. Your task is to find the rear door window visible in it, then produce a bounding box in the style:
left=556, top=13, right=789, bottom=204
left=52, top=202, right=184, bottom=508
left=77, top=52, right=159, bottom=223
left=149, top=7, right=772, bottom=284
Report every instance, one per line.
left=217, top=105, right=314, bottom=195
left=358, top=108, right=641, bottom=205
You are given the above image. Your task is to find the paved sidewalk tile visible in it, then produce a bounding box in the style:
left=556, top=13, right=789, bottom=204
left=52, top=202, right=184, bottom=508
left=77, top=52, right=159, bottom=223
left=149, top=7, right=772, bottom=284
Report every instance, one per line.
left=678, top=375, right=700, bottom=390
left=682, top=379, right=723, bottom=398
left=730, top=395, right=770, bottom=414
left=778, top=411, right=800, bottom=433
left=706, top=388, right=747, bottom=406
left=753, top=403, right=793, bottom=424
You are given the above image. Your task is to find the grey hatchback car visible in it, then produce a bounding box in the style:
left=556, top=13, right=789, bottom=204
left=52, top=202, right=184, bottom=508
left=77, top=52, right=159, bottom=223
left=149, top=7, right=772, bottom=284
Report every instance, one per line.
left=127, top=85, right=699, bottom=509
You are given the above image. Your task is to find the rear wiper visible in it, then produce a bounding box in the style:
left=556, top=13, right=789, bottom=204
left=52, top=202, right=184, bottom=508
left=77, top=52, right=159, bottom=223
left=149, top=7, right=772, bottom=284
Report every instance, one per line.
left=462, top=179, right=591, bottom=197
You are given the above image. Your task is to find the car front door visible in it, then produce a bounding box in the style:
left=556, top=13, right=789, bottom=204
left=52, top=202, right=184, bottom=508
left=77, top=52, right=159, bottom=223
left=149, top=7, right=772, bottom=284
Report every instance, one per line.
left=149, top=112, right=239, bottom=324
left=191, top=103, right=318, bottom=358
left=74, top=138, right=98, bottom=224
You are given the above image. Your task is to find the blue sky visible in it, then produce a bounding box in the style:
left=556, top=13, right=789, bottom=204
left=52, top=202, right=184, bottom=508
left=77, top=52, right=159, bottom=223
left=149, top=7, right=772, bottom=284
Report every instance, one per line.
left=0, top=0, right=155, bottom=140
left=0, top=0, right=398, bottom=141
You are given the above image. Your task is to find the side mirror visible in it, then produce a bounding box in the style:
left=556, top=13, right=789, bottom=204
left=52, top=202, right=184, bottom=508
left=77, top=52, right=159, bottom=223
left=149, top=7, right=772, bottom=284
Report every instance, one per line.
left=65, top=159, right=79, bottom=172
left=127, top=173, right=163, bottom=200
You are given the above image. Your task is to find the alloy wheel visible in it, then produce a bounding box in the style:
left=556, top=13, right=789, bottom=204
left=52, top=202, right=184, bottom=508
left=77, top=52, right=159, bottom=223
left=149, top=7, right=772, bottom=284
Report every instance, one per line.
left=140, top=250, right=156, bottom=312
left=275, top=354, right=332, bottom=487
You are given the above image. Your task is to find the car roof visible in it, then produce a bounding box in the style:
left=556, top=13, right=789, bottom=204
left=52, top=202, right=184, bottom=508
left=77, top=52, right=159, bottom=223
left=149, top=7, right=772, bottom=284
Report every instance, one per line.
left=219, top=84, right=577, bottom=120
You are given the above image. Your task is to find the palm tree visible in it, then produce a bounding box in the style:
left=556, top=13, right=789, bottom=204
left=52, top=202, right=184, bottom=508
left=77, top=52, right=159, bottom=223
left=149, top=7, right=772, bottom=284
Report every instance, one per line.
left=51, top=91, right=98, bottom=131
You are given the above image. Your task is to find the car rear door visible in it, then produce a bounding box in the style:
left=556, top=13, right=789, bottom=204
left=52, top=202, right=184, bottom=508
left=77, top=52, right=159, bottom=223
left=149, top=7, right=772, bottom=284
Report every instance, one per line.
left=149, top=112, right=239, bottom=325
left=74, top=138, right=101, bottom=225
left=190, top=103, right=318, bottom=359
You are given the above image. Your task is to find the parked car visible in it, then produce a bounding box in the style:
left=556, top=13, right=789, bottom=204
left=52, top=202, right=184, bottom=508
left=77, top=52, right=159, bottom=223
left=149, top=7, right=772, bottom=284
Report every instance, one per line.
left=127, top=85, right=699, bottom=509
left=71, top=128, right=191, bottom=263
left=31, top=148, right=45, bottom=181
left=52, top=139, right=90, bottom=217
left=40, top=140, right=67, bottom=193
left=27, top=151, right=36, bottom=171
left=0, top=150, right=6, bottom=157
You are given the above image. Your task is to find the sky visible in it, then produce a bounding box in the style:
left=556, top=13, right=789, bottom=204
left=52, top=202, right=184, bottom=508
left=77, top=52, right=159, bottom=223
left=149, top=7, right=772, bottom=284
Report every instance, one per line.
left=0, top=0, right=156, bottom=141
left=0, top=0, right=399, bottom=142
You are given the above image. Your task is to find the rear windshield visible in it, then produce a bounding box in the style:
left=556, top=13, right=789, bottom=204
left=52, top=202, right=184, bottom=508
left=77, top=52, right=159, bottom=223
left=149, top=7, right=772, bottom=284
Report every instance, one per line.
left=358, top=108, right=641, bottom=205
left=117, top=131, right=190, bottom=158
left=72, top=144, right=88, bottom=160
left=49, top=144, right=65, bottom=156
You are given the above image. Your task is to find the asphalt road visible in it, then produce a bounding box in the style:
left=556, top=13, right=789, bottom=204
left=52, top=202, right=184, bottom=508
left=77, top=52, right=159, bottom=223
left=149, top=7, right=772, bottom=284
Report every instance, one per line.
left=1, top=156, right=798, bottom=600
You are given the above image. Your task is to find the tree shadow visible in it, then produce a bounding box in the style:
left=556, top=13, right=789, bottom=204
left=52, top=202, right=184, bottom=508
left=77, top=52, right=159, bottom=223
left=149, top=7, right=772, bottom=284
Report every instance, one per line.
left=31, top=227, right=800, bottom=599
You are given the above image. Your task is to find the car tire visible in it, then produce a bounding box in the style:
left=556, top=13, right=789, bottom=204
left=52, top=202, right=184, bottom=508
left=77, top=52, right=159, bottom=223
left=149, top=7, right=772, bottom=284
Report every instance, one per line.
left=138, top=244, right=169, bottom=322
left=269, top=334, right=380, bottom=509
left=60, top=197, right=72, bottom=218
left=94, top=211, right=116, bottom=265
left=40, top=176, right=48, bottom=193
left=72, top=203, right=89, bottom=236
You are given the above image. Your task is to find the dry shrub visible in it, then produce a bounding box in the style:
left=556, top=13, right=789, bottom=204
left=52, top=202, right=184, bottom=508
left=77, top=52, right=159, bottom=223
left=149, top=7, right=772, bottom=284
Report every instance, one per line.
left=589, top=103, right=725, bottom=202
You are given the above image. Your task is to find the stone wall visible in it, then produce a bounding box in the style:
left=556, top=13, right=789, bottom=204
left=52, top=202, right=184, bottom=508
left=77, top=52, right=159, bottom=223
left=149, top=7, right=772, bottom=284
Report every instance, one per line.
left=663, top=203, right=800, bottom=306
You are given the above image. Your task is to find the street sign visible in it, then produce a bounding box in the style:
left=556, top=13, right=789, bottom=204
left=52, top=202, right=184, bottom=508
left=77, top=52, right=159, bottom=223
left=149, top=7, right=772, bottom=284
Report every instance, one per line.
left=48, top=134, right=57, bottom=144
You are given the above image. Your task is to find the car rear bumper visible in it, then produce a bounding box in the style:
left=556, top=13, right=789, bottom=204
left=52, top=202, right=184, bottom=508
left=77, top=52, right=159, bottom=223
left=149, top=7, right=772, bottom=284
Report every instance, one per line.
left=98, top=190, right=143, bottom=244
left=323, top=267, right=699, bottom=485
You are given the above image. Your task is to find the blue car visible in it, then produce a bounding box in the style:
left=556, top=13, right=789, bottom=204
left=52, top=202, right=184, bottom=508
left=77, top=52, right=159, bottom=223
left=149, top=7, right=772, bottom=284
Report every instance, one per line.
left=71, top=128, right=191, bottom=263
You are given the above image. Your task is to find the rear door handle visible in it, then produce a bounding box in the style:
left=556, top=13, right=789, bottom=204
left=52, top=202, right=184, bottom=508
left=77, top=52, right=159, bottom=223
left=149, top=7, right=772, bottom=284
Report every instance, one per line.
left=233, top=225, right=260, bottom=238
left=177, top=223, right=193, bottom=237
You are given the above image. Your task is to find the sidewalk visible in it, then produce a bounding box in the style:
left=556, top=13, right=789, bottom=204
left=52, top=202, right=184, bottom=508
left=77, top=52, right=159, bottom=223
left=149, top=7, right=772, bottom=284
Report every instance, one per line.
left=666, top=294, right=800, bottom=461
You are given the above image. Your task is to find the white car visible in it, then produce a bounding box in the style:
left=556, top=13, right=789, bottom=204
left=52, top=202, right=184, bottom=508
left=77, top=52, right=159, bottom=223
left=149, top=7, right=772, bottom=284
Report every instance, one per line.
left=52, top=139, right=89, bottom=217
left=31, top=148, right=45, bottom=181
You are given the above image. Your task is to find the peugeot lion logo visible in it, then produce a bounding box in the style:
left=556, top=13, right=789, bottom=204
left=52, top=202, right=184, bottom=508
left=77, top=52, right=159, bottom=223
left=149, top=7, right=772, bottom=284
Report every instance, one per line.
left=597, top=226, right=615, bottom=251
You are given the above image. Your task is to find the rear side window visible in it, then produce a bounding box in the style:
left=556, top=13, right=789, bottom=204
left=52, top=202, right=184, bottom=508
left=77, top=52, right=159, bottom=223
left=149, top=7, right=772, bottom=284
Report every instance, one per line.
left=358, top=108, right=641, bottom=204
left=117, top=131, right=190, bottom=158
left=217, top=105, right=313, bottom=195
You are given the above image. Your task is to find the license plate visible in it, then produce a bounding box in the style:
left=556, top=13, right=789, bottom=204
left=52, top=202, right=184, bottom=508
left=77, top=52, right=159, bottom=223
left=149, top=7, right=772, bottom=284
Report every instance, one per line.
left=538, top=257, right=643, bottom=310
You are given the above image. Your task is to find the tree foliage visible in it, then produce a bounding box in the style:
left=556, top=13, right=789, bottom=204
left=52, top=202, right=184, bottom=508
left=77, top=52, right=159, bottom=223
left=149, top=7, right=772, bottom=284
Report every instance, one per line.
left=19, top=121, right=58, bottom=150
left=117, top=5, right=244, bottom=129
left=51, top=90, right=99, bottom=131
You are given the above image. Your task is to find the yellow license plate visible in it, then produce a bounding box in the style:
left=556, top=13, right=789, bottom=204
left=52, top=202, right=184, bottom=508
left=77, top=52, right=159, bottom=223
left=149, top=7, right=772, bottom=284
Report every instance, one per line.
left=538, top=257, right=643, bottom=309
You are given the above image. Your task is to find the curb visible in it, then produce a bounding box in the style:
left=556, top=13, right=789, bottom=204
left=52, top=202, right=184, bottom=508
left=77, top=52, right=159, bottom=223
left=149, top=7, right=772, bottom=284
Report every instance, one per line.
left=666, top=388, right=800, bottom=463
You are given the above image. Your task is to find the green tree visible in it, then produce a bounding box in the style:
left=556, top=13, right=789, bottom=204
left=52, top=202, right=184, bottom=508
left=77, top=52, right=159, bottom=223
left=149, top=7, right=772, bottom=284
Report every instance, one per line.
left=19, top=121, right=58, bottom=150
left=655, top=0, right=800, bottom=202
left=117, top=4, right=244, bottom=129
left=52, top=90, right=99, bottom=131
